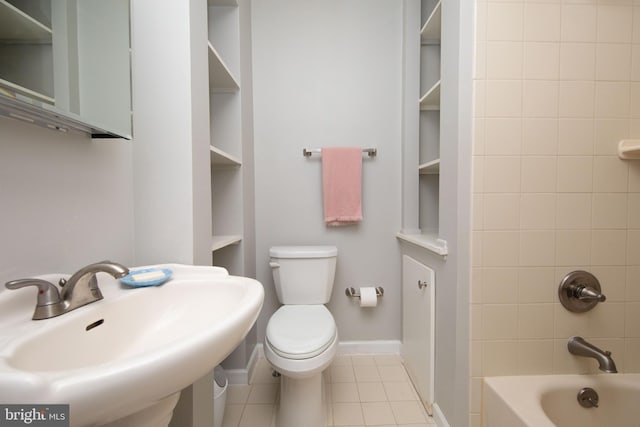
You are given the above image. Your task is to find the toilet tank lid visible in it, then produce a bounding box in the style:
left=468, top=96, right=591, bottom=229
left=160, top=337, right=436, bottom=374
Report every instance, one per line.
left=269, top=245, right=337, bottom=258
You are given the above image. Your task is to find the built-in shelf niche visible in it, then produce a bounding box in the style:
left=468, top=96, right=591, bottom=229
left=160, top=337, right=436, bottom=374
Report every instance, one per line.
left=420, top=0, right=441, bottom=43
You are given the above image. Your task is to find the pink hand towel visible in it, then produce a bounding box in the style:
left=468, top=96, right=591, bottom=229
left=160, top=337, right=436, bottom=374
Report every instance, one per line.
left=321, top=147, right=363, bottom=226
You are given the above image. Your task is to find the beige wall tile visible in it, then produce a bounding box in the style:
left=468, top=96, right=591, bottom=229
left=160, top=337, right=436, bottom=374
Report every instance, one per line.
left=594, top=119, right=630, bottom=156
left=560, top=43, right=596, bottom=81
left=593, top=156, right=629, bottom=193
left=485, top=80, right=523, bottom=117
left=521, top=156, right=557, bottom=192
left=561, top=4, right=597, bottom=42
left=522, top=118, right=558, bottom=155
left=485, top=118, right=522, bottom=155
left=487, top=2, right=523, bottom=42
left=484, top=156, right=521, bottom=192
left=482, top=304, right=519, bottom=340
left=595, top=82, right=630, bottom=119
left=486, top=42, right=523, bottom=80
left=482, top=268, right=519, bottom=304
left=556, top=230, right=591, bottom=265
left=592, top=193, right=628, bottom=229
left=482, top=341, right=519, bottom=375
left=597, top=5, right=633, bottom=43
left=627, top=230, right=640, bottom=265
left=518, top=304, right=554, bottom=339
left=589, top=265, right=626, bottom=302
left=520, top=193, right=556, bottom=229
left=557, top=156, right=593, bottom=192
left=627, top=193, right=640, bottom=229
left=517, top=340, right=554, bottom=374
left=591, top=229, right=627, bottom=265
left=558, top=119, right=594, bottom=155
left=520, top=230, right=556, bottom=266
left=556, top=193, right=592, bottom=229
left=559, top=81, right=595, bottom=118
left=596, top=44, right=632, bottom=82
left=625, top=302, right=640, bottom=337
left=524, top=3, right=560, bottom=42
left=523, top=80, right=559, bottom=118
left=518, top=267, right=556, bottom=303
left=524, top=42, right=559, bottom=80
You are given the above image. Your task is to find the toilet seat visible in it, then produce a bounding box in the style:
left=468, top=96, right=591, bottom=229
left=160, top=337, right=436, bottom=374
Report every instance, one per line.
left=266, top=305, right=336, bottom=360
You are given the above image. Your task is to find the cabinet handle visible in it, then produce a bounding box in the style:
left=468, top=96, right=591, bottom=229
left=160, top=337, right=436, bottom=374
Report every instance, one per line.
left=418, top=280, right=429, bottom=289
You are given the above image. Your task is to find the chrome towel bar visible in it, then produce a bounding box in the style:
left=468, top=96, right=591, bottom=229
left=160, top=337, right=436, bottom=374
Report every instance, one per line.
left=303, top=148, right=377, bottom=157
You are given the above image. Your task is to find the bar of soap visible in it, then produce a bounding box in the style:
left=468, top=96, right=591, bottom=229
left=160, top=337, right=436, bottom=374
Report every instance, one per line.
left=130, top=270, right=166, bottom=282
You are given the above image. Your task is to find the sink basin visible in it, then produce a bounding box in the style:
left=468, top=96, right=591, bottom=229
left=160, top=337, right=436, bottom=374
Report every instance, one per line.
left=0, top=264, right=264, bottom=426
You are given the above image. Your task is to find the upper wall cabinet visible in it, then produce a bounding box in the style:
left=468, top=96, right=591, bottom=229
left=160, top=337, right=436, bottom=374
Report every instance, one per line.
left=0, top=0, right=131, bottom=138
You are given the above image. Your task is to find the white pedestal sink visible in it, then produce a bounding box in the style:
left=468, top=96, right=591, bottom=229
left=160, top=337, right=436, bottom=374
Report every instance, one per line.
left=0, top=264, right=264, bottom=426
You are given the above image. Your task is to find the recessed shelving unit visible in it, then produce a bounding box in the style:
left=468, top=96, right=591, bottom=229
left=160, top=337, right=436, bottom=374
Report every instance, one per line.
left=419, top=159, right=440, bottom=175
left=211, top=145, right=241, bottom=166
left=0, top=1, right=51, bottom=41
left=420, top=80, right=440, bottom=111
left=211, top=235, right=242, bottom=252
left=420, top=0, right=441, bottom=43
left=208, top=42, right=239, bottom=92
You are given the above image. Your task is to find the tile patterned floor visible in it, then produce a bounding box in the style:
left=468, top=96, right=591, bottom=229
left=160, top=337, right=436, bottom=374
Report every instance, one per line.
left=221, top=354, right=436, bottom=427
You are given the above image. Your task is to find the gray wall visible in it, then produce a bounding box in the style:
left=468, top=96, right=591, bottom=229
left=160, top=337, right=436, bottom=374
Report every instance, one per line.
left=251, top=0, right=403, bottom=343
left=0, top=117, right=134, bottom=284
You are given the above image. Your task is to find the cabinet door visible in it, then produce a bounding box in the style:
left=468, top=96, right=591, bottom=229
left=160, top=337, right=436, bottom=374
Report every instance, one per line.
left=402, top=255, right=435, bottom=412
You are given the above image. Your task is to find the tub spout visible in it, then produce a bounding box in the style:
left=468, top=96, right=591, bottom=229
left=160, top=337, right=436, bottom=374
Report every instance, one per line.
left=568, top=336, right=618, bottom=373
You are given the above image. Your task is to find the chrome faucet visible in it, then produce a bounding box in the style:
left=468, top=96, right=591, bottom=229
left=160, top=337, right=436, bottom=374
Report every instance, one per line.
left=5, top=261, right=129, bottom=320
left=568, top=336, right=618, bottom=373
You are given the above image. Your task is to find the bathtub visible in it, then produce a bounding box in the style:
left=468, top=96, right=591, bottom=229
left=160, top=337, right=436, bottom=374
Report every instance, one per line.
left=483, top=374, right=640, bottom=427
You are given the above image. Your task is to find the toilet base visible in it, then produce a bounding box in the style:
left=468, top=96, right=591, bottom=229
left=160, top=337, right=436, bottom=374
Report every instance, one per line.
left=276, top=372, right=326, bottom=427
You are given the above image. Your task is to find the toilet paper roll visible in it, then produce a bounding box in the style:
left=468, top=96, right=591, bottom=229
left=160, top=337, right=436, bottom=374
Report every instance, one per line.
left=359, top=287, right=378, bottom=307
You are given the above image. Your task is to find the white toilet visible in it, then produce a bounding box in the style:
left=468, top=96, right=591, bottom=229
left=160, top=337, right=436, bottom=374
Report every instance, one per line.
left=265, top=245, right=338, bottom=427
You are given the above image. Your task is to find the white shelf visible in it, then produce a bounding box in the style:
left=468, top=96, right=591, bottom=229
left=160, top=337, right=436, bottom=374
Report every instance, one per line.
left=420, top=80, right=440, bottom=111
left=208, top=42, right=239, bottom=92
left=212, top=235, right=242, bottom=252
left=0, top=78, right=54, bottom=104
left=618, top=139, right=640, bottom=159
left=397, top=232, right=448, bottom=257
left=211, top=145, right=241, bottom=166
left=419, top=159, right=440, bottom=175
left=208, top=0, right=238, bottom=6
left=0, top=1, right=51, bottom=41
left=420, top=0, right=441, bottom=43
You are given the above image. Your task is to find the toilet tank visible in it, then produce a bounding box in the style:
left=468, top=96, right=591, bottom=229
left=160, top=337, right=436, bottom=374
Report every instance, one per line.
left=269, top=246, right=337, bottom=304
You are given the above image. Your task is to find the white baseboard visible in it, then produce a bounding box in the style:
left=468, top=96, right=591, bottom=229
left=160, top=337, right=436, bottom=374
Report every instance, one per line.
left=432, top=403, right=451, bottom=427
left=225, top=340, right=402, bottom=385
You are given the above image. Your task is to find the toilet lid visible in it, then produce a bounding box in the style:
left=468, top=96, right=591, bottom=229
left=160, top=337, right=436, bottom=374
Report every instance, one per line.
left=266, top=305, right=336, bottom=360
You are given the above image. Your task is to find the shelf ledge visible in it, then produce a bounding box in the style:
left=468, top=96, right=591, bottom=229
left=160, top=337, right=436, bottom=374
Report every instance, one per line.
left=420, top=80, right=441, bottom=111
left=618, top=139, right=640, bottom=159
left=419, top=159, right=440, bottom=175
left=212, top=235, right=242, bottom=252
left=420, top=0, right=441, bottom=43
left=211, top=145, right=241, bottom=166
left=0, top=0, right=52, bottom=41
left=208, top=42, right=239, bottom=92
left=396, top=232, right=448, bottom=257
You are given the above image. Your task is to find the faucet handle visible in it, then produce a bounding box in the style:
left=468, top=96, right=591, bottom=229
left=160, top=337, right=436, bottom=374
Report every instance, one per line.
left=5, top=279, right=63, bottom=320
left=576, top=286, right=606, bottom=302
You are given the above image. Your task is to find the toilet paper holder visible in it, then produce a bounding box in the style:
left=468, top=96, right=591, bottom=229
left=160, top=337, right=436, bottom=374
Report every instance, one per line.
left=345, top=286, right=384, bottom=298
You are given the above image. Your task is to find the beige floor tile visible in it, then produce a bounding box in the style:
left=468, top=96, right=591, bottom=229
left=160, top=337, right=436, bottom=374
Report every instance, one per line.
left=354, top=365, right=381, bottom=382
left=226, top=384, right=251, bottom=405
left=361, top=401, right=396, bottom=426
left=251, top=359, right=279, bottom=384
left=332, top=402, right=364, bottom=426
left=331, top=365, right=356, bottom=383
left=247, top=384, right=279, bottom=404
left=375, top=354, right=403, bottom=366
left=378, top=365, right=410, bottom=382
left=332, top=382, right=360, bottom=402
left=383, top=381, right=419, bottom=401
left=220, top=404, right=243, bottom=427
left=238, top=404, right=274, bottom=427
left=351, top=355, right=377, bottom=366
left=390, top=401, right=428, bottom=425
left=356, top=382, right=387, bottom=402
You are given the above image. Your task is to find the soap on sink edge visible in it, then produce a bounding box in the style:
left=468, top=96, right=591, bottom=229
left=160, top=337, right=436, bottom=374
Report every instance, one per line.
left=130, top=270, right=167, bottom=282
